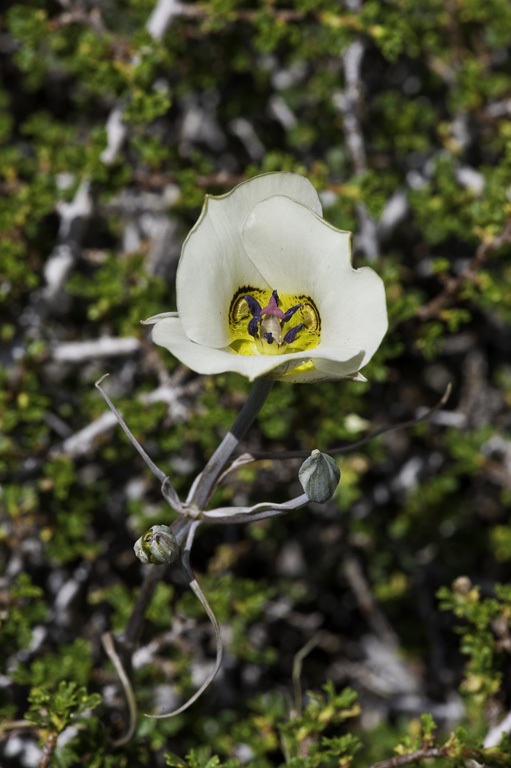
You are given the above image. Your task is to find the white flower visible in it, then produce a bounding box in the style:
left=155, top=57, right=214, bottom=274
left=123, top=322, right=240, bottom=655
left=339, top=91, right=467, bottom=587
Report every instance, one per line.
left=143, top=172, right=387, bottom=383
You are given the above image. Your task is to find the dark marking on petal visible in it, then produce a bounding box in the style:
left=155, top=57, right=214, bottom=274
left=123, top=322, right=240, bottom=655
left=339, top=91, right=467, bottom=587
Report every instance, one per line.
left=263, top=332, right=274, bottom=344
left=283, top=323, right=303, bottom=344
left=229, top=286, right=261, bottom=324
left=272, top=289, right=280, bottom=306
left=299, top=297, right=320, bottom=333
left=232, top=296, right=250, bottom=322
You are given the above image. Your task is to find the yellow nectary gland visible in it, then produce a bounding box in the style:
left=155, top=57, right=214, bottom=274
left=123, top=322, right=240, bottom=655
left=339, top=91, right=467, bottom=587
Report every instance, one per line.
left=228, top=287, right=321, bottom=357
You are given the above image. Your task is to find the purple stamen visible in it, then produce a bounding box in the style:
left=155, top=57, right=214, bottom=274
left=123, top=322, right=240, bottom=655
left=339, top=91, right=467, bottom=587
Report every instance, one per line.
left=248, top=316, right=260, bottom=337
left=283, top=323, right=303, bottom=345
left=283, top=303, right=302, bottom=323
left=244, top=294, right=262, bottom=317
left=242, top=290, right=305, bottom=348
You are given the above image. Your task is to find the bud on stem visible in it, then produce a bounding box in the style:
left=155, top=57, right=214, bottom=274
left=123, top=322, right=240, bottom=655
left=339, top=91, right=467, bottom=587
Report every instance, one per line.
left=299, top=449, right=340, bottom=503
left=134, top=525, right=180, bottom=565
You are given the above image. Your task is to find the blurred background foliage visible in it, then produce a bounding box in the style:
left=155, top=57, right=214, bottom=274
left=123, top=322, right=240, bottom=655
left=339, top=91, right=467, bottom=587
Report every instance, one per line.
left=1, top=0, right=511, bottom=765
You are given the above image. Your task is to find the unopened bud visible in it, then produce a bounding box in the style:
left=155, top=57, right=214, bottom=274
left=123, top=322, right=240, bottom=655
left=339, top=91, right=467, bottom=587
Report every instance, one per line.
left=299, top=450, right=340, bottom=503
left=134, top=525, right=180, bottom=565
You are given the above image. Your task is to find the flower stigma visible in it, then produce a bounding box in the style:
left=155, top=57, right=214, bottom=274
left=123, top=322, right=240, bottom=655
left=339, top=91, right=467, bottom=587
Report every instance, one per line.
left=229, top=288, right=320, bottom=357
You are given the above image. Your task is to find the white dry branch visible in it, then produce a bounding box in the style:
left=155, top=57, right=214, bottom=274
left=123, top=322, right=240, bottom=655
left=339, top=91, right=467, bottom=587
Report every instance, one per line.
left=34, top=0, right=181, bottom=323
left=40, top=179, right=93, bottom=310
left=229, top=117, right=265, bottom=161
left=53, top=410, right=119, bottom=459
left=101, top=0, right=182, bottom=163
left=333, top=0, right=380, bottom=261
left=146, top=0, right=183, bottom=41
left=51, top=380, right=199, bottom=459
left=377, top=190, right=410, bottom=242
left=51, top=337, right=141, bottom=362
left=484, top=709, right=511, bottom=748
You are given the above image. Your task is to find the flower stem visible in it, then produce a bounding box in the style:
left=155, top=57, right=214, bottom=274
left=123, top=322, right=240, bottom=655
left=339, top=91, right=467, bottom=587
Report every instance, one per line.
left=188, top=378, right=274, bottom=510
left=123, top=564, right=166, bottom=648
left=118, top=379, right=274, bottom=663
left=230, top=378, right=275, bottom=441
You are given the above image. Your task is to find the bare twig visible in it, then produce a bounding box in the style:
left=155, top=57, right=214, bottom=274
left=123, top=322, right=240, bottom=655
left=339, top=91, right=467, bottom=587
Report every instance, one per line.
left=51, top=410, right=119, bottom=459
left=101, top=0, right=183, bottom=163
left=369, top=747, right=445, bottom=768
left=51, top=337, right=141, bottom=362
left=171, top=5, right=356, bottom=24
left=133, top=169, right=246, bottom=192
left=38, top=731, right=58, bottom=768
left=101, top=632, right=138, bottom=747
left=341, top=39, right=367, bottom=175
left=367, top=744, right=509, bottom=768
left=418, top=221, right=511, bottom=320
left=240, top=382, right=452, bottom=462
left=0, top=720, right=40, bottom=739
left=334, top=1, right=379, bottom=261
left=51, top=3, right=106, bottom=36
left=344, top=553, right=398, bottom=648
left=27, top=0, right=181, bottom=331
left=49, top=376, right=198, bottom=461
left=484, top=709, right=511, bottom=748
left=146, top=0, right=183, bottom=41
left=292, top=636, right=320, bottom=718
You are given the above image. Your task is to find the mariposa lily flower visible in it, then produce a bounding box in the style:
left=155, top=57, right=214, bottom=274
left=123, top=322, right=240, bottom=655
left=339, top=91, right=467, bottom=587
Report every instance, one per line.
left=143, top=173, right=387, bottom=382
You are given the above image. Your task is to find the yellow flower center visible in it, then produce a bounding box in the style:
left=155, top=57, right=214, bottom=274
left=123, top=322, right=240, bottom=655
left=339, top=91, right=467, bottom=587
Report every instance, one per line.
left=228, top=287, right=321, bottom=357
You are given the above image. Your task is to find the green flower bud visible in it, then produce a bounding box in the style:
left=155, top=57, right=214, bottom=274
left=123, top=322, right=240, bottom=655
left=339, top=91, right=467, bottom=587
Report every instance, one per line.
left=134, top=525, right=180, bottom=565
left=299, top=449, right=340, bottom=503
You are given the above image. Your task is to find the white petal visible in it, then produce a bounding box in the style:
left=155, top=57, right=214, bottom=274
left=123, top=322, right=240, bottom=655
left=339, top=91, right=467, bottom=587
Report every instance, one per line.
left=242, top=195, right=387, bottom=365
left=270, top=345, right=365, bottom=383
left=177, top=173, right=322, bottom=349
left=151, top=317, right=302, bottom=380
left=152, top=317, right=368, bottom=382
left=320, top=265, right=388, bottom=367
left=141, top=311, right=179, bottom=325
left=271, top=368, right=336, bottom=384
left=270, top=360, right=367, bottom=384
left=242, top=195, right=351, bottom=297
